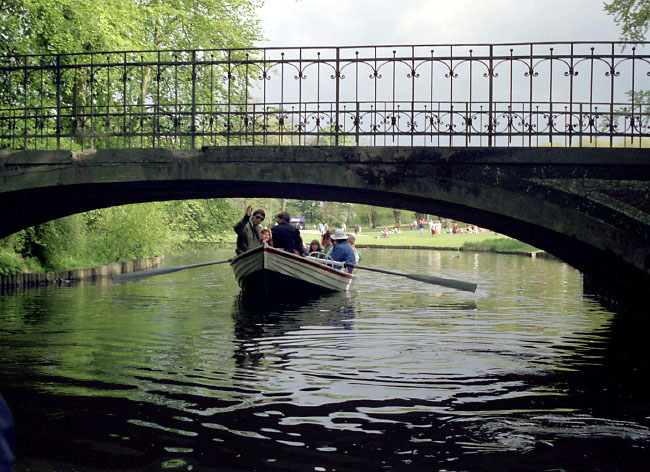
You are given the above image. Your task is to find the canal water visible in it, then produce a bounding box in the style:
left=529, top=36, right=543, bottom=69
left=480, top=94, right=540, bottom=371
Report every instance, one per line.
left=1, top=247, right=649, bottom=471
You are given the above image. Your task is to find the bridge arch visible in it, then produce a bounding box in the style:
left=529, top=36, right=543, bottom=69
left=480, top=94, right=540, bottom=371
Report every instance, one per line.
left=1, top=145, right=649, bottom=308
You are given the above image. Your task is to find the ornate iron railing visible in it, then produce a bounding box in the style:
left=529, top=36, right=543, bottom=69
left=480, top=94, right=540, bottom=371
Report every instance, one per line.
left=1, top=42, right=649, bottom=150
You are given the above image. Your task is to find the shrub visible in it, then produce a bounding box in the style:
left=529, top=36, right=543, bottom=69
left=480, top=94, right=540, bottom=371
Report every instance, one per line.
left=0, top=251, right=24, bottom=275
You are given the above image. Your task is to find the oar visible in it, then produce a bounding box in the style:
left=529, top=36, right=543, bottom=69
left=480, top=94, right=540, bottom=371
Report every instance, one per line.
left=112, top=258, right=233, bottom=283
left=345, top=263, right=477, bottom=292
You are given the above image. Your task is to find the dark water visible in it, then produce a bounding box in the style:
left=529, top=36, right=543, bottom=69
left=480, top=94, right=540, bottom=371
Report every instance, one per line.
left=1, top=247, right=650, bottom=471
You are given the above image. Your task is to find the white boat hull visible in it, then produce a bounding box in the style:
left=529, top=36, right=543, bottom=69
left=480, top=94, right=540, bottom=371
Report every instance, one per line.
left=231, top=244, right=355, bottom=293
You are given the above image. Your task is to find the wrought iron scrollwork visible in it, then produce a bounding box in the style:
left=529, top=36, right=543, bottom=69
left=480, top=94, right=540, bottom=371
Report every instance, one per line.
left=1, top=42, right=649, bottom=150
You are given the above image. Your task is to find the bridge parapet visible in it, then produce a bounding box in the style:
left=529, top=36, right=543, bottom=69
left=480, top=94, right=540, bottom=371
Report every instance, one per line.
left=2, top=42, right=649, bottom=151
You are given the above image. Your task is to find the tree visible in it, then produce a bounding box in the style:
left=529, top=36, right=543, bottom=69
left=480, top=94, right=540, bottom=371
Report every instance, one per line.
left=85, top=203, right=175, bottom=262
left=0, top=0, right=138, bottom=57
left=392, top=209, right=402, bottom=227
left=291, top=200, right=323, bottom=224
left=166, top=199, right=239, bottom=243
left=604, top=0, right=650, bottom=41
left=368, top=208, right=378, bottom=229
left=604, top=1, right=650, bottom=135
left=1, top=0, right=264, bottom=150
left=0, top=1, right=264, bottom=271
left=0, top=0, right=262, bottom=56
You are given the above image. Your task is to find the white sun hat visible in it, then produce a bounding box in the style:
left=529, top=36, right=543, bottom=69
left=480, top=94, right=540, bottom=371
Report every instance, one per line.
left=332, top=229, right=348, bottom=240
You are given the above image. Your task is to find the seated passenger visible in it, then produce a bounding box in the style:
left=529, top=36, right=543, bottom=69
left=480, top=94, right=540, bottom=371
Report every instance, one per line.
left=260, top=228, right=273, bottom=247
left=348, top=235, right=361, bottom=264
left=329, top=229, right=356, bottom=272
left=321, top=230, right=333, bottom=254
left=308, top=239, right=322, bottom=255
left=271, top=211, right=306, bottom=256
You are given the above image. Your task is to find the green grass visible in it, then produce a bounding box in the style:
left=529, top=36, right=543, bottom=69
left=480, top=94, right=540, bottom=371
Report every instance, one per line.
left=214, top=227, right=539, bottom=254
left=352, top=228, right=538, bottom=252
left=461, top=237, right=538, bottom=252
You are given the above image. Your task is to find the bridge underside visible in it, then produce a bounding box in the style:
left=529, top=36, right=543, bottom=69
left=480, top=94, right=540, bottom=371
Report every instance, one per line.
left=1, top=146, right=649, bottom=309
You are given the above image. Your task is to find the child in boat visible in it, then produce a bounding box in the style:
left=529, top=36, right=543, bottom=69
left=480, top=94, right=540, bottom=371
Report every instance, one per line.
left=260, top=228, right=273, bottom=247
left=321, top=230, right=334, bottom=254
left=308, top=239, right=322, bottom=254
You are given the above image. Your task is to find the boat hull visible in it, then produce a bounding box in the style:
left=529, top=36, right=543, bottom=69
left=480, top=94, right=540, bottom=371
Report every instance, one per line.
left=231, top=245, right=354, bottom=294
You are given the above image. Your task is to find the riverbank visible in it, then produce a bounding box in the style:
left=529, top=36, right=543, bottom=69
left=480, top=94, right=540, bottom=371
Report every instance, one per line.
left=355, top=243, right=556, bottom=259
left=212, top=229, right=551, bottom=258
left=334, top=229, right=554, bottom=257
left=2, top=231, right=549, bottom=292
left=214, top=230, right=554, bottom=259
left=0, top=254, right=165, bottom=290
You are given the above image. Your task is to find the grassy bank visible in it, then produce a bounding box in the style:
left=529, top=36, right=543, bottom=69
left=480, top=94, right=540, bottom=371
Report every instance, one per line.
left=350, top=229, right=539, bottom=252
left=192, top=228, right=539, bottom=254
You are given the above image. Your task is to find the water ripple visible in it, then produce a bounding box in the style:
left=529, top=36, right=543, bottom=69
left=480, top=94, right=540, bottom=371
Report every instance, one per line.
left=2, top=248, right=650, bottom=470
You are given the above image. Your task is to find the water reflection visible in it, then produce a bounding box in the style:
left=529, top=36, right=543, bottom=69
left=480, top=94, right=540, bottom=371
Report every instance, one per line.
left=232, top=291, right=359, bottom=370
left=1, top=248, right=650, bottom=470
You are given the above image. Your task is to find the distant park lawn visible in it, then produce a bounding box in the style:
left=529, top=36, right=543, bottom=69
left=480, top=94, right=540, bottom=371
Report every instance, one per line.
left=353, top=228, right=539, bottom=252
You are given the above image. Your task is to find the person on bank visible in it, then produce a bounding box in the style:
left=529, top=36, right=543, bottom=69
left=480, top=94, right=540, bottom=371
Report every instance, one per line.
left=271, top=211, right=306, bottom=256
left=233, top=205, right=265, bottom=255
left=329, top=229, right=356, bottom=272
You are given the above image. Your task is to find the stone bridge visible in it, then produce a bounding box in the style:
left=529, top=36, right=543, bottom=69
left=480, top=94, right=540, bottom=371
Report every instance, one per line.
left=2, top=42, right=650, bottom=307
left=1, top=145, right=649, bottom=308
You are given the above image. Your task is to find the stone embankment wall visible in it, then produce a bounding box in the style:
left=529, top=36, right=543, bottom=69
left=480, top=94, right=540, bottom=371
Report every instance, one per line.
left=0, top=255, right=164, bottom=289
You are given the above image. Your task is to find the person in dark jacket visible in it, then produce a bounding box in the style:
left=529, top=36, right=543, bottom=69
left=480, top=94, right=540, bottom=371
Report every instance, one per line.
left=271, top=211, right=305, bottom=256
left=0, top=394, right=14, bottom=472
left=233, top=205, right=265, bottom=255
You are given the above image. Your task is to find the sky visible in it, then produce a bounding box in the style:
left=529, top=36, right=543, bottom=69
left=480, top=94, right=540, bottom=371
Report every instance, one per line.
left=257, top=0, right=622, bottom=47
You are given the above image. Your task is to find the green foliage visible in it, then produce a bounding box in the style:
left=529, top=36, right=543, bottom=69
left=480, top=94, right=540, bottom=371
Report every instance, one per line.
left=1, top=0, right=264, bottom=152
left=353, top=205, right=401, bottom=229
left=0, top=198, right=244, bottom=274
left=393, top=209, right=402, bottom=226
left=317, top=202, right=353, bottom=227
left=85, top=203, right=175, bottom=262
left=138, top=0, right=263, bottom=51
left=1, top=0, right=262, bottom=57
left=166, top=199, right=240, bottom=242
left=27, top=214, right=90, bottom=270
left=604, top=0, right=650, bottom=41
left=290, top=200, right=322, bottom=223
left=0, top=251, right=24, bottom=275
left=0, top=231, right=27, bottom=253
left=0, top=0, right=264, bottom=272
left=280, top=201, right=413, bottom=230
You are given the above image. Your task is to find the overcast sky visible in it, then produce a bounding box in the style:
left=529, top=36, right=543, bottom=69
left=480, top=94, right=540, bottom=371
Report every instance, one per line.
left=257, top=0, right=622, bottom=47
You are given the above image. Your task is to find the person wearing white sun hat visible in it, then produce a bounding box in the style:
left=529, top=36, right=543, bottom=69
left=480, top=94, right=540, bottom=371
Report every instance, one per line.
left=329, top=228, right=356, bottom=272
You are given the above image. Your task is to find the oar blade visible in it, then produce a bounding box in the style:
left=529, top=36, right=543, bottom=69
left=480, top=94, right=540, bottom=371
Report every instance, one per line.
left=347, top=263, right=477, bottom=292
left=112, top=258, right=233, bottom=284
left=405, top=273, right=477, bottom=292
left=112, top=266, right=183, bottom=283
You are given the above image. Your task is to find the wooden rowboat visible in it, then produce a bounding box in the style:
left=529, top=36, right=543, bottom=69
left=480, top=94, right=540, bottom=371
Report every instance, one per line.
left=112, top=244, right=475, bottom=293
left=231, top=243, right=355, bottom=294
